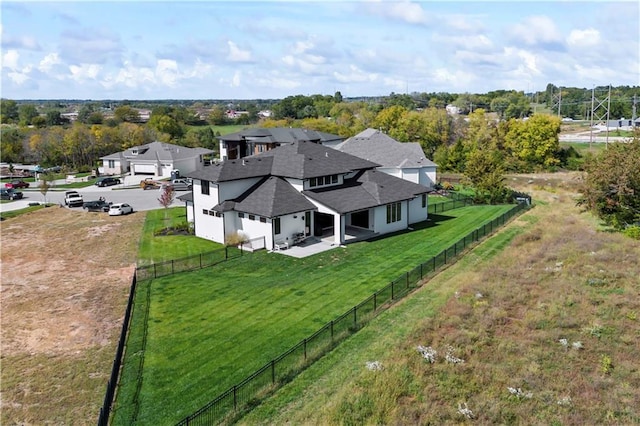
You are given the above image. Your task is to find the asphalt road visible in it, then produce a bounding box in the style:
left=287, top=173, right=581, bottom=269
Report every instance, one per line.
left=0, top=181, right=190, bottom=213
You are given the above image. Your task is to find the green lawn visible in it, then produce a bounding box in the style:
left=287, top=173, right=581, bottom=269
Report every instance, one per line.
left=113, top=204, right=514, bottom=425
left=136, top=207, right=223, bottom=265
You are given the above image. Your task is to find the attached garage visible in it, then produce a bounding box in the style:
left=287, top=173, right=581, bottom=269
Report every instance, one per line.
left=133, top=164, right=156, bottom=175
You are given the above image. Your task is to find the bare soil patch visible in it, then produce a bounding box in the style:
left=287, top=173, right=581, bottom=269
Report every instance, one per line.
left=1, top=207, right=145, bottom=424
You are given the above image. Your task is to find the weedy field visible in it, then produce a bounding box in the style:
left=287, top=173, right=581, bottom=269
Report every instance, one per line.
left=239, top=172, right=640, bottom=425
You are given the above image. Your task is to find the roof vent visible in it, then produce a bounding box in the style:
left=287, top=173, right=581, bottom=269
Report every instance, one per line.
left=325, top=152, right=328, bottom=157
left=242, top=159, right=246, bottom=166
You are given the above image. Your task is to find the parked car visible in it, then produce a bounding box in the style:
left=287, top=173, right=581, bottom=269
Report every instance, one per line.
left=5, top=179, right=30, bottom=189
left=108, top=203, right=134, bottom=216
left=162, top=178, right=192, bottom=191
left=95, top=177, right=122, bottom=187
left=83, top=199, right=112, bottom=212
left=0, top=188, right=24, bottom=200
left=64, top=191, right=84, bottom=207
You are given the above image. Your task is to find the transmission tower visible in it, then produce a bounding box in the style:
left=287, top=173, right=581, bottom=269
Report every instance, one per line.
left=589, top=85, right=611, bottom=148
left=552, top=87, right=562, bottom=118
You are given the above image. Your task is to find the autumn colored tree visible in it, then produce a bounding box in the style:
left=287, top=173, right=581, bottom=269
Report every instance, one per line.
left=158, top=184, right=176, bottom=224
left=579, top=136, right=640, bottom=231
left=503, top=114, right=561, bottom=170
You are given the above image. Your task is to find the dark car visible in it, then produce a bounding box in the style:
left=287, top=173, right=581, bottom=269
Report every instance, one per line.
left=5, top=179, right=30, bottom=189
left=83, top=199, right=112, bottom=212
left=0, top=188, right=24, bottom=200
left=95, top=177, right=122, bottom=187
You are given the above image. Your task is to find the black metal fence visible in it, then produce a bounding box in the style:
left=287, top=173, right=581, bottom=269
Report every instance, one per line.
left=98, top=272, right=137, bottom=426
left=176, top=201, right=531, bottom=426
left=136, top=246, right=243, bottom=281
left=427, top=191, right=473, bottom=214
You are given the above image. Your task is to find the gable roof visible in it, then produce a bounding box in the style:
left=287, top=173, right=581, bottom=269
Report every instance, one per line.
left=213, top=176, right=316, bottom=218
left=303, top=169, right=429, bottom=214
left=101, top=141, right=213, bottom=161
left=219, top=127, right=344, bottom=145
left=334, top=129, right=437, bottom=169
left=188, top=140, right=380, bottom=182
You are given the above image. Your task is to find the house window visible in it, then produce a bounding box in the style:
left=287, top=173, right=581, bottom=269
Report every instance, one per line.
left=201, top=180, right=210, bottom=195
left=238, top=212, right=245, bottom=218
left=215, top=212, right=222, bottom=217
left=332, top=175, right=338, bottom=184
left=249, top=215, right=255, bottom=221
left=108, top=160, right=115, bottom=168
left=208, top=210, right=215, bottom=216
left=422, top=194, right=427, bottom=208
left=310, top=177, right=317, bottom=187
left=386, top=202, right=402, bottom=224
left=274, top=217, right=281, bottom=234
left=202, top=209, right=208, bottom=215
left=260, top=217, right=266, bottom=223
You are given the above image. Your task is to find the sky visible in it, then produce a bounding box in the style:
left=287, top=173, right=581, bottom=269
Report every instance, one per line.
left=1, top=1, right=639, bottom=100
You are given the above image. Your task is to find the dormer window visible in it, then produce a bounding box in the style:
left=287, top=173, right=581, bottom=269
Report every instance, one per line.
left=131, top=149, right=138, bottom=155
left=309, top=174, right=339, bottom=188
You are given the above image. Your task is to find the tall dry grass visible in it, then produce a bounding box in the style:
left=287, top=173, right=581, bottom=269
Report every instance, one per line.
left=243, top=173, right=639, bottom=425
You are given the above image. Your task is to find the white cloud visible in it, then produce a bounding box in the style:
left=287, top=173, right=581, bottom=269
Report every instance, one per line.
left=507, top=15, right=563, bottom=47
left=69, top=63, right=101, bottom=82
left=2, top=49, right=21, bottom=70
left=431, top=68, right=476, bottom=89
left=156, top=59, right=179, bottom=87
left=227, top=41, right=252, bottom=62
left=567, top=28, right=601, bottom=47
left=503, top=47, right=541, bottom=75
left=38, top=52, right=61, bottom=73
left=333, top=65, right=378, bottom=83
left=366, top=0, right=431, bottom=25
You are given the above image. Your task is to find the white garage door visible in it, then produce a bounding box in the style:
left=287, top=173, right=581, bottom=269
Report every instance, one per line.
left=133, top=164, right=156, bottom=174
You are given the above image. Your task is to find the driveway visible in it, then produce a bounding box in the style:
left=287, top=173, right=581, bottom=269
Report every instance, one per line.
left=0, top=176, right=190, bottom=213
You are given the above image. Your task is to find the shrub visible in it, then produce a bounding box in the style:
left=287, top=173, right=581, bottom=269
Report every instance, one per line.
left=225, top=232, right=248, bottom=246
left=623, top=225, right=640, bottom=240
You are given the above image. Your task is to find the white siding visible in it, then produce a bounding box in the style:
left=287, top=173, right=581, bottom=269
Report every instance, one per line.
left=218, top=178, right=262, bottom=200
left=194, top=209, right=225, bottom=243
left=419, top=166, right=437, bottom=188
left=408, top=196, right=428, bottom=225
left=402, top=168, right=419, bottom=184
left=372, top=203, right=407, bottom=234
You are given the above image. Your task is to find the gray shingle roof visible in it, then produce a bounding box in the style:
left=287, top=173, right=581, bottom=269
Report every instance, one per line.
left=100, top=141, right=213, bottom=161
left=219, top=127, right=344, bottom=145
left=188, top=140, right=380, bottom=182
left=303, top=169, right=429, bottom=214
left=334, top=129, right=437, bottom=168
left=213, top=176, right=316, bottom=218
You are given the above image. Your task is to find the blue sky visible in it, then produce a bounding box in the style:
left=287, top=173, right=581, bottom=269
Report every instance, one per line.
left=1, top=1, right=638, bottom=100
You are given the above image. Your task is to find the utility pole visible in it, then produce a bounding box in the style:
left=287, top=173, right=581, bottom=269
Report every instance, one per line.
left=552, top=86, right=562, bottom=118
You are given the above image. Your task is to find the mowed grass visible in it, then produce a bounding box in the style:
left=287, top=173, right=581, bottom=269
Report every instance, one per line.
left=240, top=187, right=640, bottom=425
left=115, top=204, right=513, bottom=425
left=137, top=207, right=224, bottom=265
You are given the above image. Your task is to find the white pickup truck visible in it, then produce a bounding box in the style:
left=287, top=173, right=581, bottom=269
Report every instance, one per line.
left=64, top=190, right=84, bottom=207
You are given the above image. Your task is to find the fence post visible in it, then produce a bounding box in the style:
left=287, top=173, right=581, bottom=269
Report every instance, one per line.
left=374, top=293, right=377, bottom=311
left=432, top=256, right=436, bottom=271
left=200, top=253, right=202, bottom=269
left=353, top=306, right=357, bottom=328
left=271, top=359, right=276, bottom=383
left=225, top=246, right=228, bottom=260
left=391, top=281, right=395, bottom=300
left=444, top=250, right=447, bottom=264
left=406, top=271, right=409, bottom=289
left=330, top=320, right=334, bottom=342
left=420, top=263, right=423, bottom=279
left=153, top=263, right=157, bottom=279
left=233, top=385, right=237, bottom=410
left=171, top=260, right=174, bottom=275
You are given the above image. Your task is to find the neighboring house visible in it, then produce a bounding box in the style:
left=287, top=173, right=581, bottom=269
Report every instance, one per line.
left=332, top=128, right=438, bottom=189
left=218, top=127, right=344, bottom=160
left=593, top=119, right=638, bottom=131
left=186, top=140, right=430, bottom=251
left=99, top=141, right=214, bottom=177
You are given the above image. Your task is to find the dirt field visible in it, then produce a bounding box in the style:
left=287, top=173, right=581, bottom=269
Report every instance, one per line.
left=1, top=206, right=145, bottom=424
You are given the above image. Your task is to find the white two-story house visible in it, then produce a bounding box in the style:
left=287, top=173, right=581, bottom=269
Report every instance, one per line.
left=186, top=140, right=430, bottom=251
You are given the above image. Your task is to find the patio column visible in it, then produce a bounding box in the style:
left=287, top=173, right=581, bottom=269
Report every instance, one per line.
left=334, top=214, right=344, bottom=245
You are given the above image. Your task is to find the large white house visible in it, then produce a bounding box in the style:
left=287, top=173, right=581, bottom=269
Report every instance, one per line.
left=99, top=141, right=213, bottom=177
left=330, top=128, right=438, bottom=189
left=185, top=140, right=430, bottom=251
